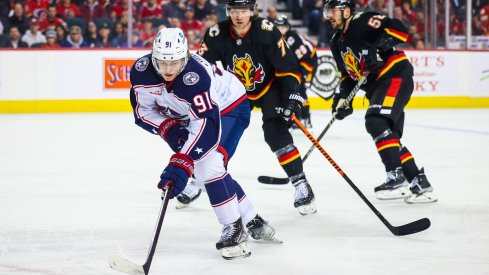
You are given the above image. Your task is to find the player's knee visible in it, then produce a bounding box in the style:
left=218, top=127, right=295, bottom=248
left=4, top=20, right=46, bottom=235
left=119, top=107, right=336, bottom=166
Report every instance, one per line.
left=365, top=115, right=392, bottom=139
left=263, top=118, right=293, bottom=151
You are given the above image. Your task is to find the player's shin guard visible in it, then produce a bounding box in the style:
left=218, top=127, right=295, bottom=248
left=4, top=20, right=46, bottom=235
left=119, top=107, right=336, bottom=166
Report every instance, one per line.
left=205, top=174, right=240, bottom=226
left=230, top=176, right=257, bottom=225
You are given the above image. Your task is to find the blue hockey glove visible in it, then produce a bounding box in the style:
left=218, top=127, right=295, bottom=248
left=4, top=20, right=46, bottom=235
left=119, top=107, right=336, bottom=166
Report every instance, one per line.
left=282, top=93, right=304, bottom=123
left=159, top=119, right=189, bottom=152
left=158, top=153, right=194, bottom=198
left=331, top=92, right=353, bottom=120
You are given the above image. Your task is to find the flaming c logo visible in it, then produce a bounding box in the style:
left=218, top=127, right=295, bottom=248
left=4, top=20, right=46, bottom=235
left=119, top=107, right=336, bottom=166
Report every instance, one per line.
left=341, top=48, right=367, bottom=81
left=227, top=54, right=265, bottom=91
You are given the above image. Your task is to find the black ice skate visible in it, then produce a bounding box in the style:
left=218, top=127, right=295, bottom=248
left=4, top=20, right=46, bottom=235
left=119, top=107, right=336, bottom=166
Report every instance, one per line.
left=405, top=168, right=438, bottom=204
left=175, top=180, right=202, bottom=209
left=216, top=218, right=250, bottom=260
left=246, top=215, right=282, bottom=243
left=374, top=168, right=411, bottom=200
left=292, top=179, right=317, bottom=215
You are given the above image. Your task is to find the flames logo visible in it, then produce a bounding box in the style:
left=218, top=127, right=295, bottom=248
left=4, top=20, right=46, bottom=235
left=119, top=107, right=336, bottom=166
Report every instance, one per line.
left=341, top=47, right=367, bottom=81
left=227, top=54, right=265, bottom=91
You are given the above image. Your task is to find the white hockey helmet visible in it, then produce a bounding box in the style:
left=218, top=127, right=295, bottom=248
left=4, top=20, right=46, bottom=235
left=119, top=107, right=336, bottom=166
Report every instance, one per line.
left=152, top=28, right=189, bottom=75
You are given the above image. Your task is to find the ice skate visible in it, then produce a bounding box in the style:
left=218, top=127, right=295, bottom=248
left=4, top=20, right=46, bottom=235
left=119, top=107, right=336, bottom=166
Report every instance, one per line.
left=246, top=215, right=282, bottom=243
left=175, top=180, right=202, bottom=209
left=292, top=179, right=317, bottom=215
left=216, top=218, right=251, bottom=260
left=405, top=168, right=437, bottom=204
left=289, top=118, right=313, bottom=134
left=374, top=168, right=411, bottom=200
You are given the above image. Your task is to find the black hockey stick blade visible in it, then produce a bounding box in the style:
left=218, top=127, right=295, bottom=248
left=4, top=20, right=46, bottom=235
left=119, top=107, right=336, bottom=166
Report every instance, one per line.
left=257, top=176, right=290, bottom=185
left=391, top=217, right=431, bottom=236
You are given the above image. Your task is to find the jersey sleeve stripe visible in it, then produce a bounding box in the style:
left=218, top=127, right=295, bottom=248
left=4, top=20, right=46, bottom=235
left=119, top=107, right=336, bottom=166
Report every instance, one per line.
left=384, top=28, right=409, bottom=42
left=275, top=71, right=302, bottom=84
left=134, top=91, right=159, bottom=128
left=220, top=94, right=247, bottom=115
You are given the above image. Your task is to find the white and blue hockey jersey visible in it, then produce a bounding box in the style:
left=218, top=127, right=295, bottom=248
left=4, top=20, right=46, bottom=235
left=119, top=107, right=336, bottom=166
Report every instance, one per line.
left=129, top=53, right=247, bottom=162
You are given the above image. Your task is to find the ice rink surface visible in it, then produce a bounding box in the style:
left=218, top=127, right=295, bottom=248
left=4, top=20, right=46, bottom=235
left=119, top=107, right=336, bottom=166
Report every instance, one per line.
left=1, top=109, right=488, bottom=275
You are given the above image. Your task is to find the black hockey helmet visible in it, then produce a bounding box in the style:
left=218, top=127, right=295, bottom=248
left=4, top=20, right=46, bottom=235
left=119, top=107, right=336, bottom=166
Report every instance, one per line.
left=273, top=15, right=290, bottom=27
left=226, top=0, right=257, bottom=16
left=324, top=0, right=355, bottom=12
left=226, top=0, right=256, bottom=8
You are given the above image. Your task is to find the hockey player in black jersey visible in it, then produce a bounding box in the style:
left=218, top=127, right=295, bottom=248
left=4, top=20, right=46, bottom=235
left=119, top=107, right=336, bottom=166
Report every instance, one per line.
left=199, top=0, right=317, bottom=215
left=274, top=14, right=318, bottom=131
left=324, top=0, right=436, bottom=203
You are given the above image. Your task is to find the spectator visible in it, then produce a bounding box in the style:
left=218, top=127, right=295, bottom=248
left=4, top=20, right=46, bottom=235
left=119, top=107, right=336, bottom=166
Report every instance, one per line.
left=402, top=1, right=416, bottom=22
left=266, top=5, right=278, bottom=21
left=138, top=0, right=163, bottom=20
left=370, top=0, right=388, bottom=14
left=111, top=21, right=126, bottom=46
left=41, top=28, right=61, bottom=48
left=414, top=39, right=425, bottom=49
left=21, top=17, right=47, bottom=47
left=480, top=5, right=489, bottom=36
left=0, top=0, right=16, bottom=19
left=9, top=3, right=29, bottom=34
left=25, top=0, right=50, bottom=18
left=167, top=16, right=181, bottom=28
left=110, top=0, right=135, bottom=20
left=39, top=4, right=67, bottom=32
left=139, top=18, right=156, bottom=47
left=186, top=28, right=199, bottom=50
left=55, top=24, right=68, bottom=43
left=1, top=26, right=28, bottom=48
left=192, top=0, right=214, bottom=21
left=180, top=6, right=204, bottom=36
left=60, top=25, right=88, bottom=48
left=393, top=5, right=409, bottom=27
left=162, top=0, right=186, bottom=20
left=120, top=31, right=144, bottom=47
left=85, top=20, right=99, bottom=47
left=204, top=8, right=218, bottom=29
left=56, top=0, right=81, bottom=20
left=307, top=0, right=323, bottom=35
left=80, top=0, right=107, bottom=22
left=94, top=22, right=111, bottom=47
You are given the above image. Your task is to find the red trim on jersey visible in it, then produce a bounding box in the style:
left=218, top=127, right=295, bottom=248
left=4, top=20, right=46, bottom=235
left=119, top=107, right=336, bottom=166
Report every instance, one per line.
left=376, top=52, right=407, bottom=80
left=220, top=94, right=247, bottom=115
left=382, top=78, right=402, bottom=107
left=229, top=24, right=252, bottom=41
left=247, top=78, right=274, bottom=100
left=217, top=145, right=229, bottom=166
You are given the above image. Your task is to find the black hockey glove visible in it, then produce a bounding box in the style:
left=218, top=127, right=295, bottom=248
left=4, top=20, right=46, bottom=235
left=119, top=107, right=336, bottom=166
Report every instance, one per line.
left=282, top=93, right=304, bottom=123
left=364, top=48, right=383, bottom=76
left=331, top=92, right=353, bottom=120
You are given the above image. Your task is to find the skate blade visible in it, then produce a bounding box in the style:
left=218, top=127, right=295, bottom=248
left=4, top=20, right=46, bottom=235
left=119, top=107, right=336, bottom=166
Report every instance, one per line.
left=375, top=187, right=412, bottom=200
left=175, top=201, right=189, bottom=209
left=405, top=192, right=438, bottom=204
left=220, top=242, right=251, bottom=260
left=296, top=201, right=317, bottom=215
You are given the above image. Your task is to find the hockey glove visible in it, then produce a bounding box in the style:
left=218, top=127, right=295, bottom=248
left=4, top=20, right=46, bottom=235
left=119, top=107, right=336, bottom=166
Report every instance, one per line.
left=332, top=92, right=353, bottom=120
left=158, top=153, right=194, bottom=198
left=282, top=93, right=304, bottom=123
left=159, top=119, right=189, bottom=153
left=364, top=48, right=383, bottom=76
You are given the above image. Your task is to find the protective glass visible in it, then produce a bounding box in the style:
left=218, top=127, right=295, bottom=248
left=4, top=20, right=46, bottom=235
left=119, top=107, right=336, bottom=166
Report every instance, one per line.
left=226, top=6, right=253, bottom=17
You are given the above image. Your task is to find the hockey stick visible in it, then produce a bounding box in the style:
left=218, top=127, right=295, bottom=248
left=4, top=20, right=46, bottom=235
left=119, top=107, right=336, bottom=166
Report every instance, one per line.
left=291, top=115, right=431, bottom=236
left=109, top=184, right=173, bottom=275
left=258, top=75, right=368, bottom=185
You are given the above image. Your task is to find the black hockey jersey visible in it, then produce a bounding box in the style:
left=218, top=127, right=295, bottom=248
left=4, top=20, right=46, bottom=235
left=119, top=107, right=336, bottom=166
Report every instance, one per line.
left=330, top=11, right=413, bottom=95
left=284, top=30, right=318, bottom=83
left=199, top=17, right=302, bottom=100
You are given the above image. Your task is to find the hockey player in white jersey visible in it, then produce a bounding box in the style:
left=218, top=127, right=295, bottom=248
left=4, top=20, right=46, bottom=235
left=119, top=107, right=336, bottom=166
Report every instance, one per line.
left=129, top=28, right=280, bottom=260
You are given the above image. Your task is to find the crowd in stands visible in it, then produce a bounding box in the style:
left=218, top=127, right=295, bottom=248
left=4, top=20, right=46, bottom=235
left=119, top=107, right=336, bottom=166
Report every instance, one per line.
left=0, top=0, right=488, bottom=49
left=0, top=0, right=223, bottom=48
left=278, top=0, right=489, bottom=49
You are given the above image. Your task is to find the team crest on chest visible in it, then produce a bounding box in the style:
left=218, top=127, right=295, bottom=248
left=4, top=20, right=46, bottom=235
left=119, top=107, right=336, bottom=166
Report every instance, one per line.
left=341, top=47, right=367, bottom=81
left=183, top=72, right=200, bottom=85
left=227, top=54, right=265, bottom=91
left=135, top=57, right=149, bottom=71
